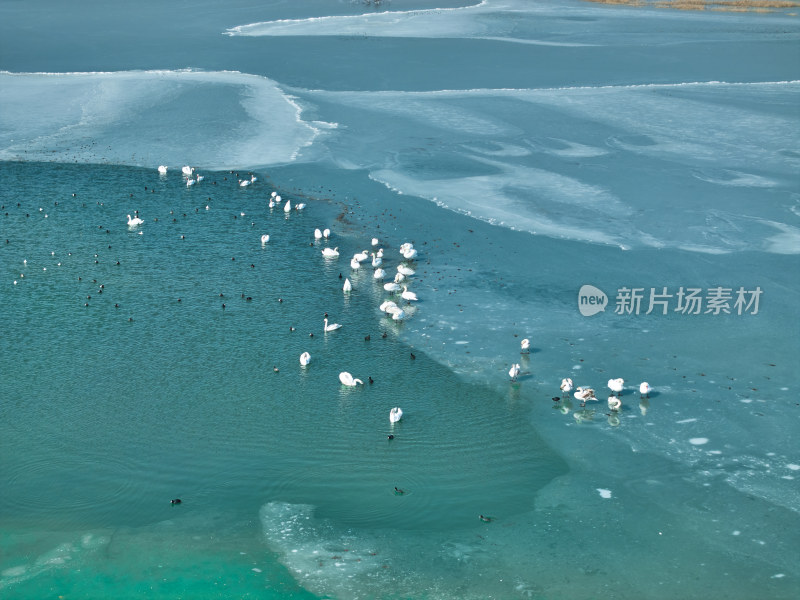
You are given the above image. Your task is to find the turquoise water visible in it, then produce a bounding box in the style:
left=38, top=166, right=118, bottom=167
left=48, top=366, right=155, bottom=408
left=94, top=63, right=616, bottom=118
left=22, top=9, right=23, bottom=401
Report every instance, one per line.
left=1, top=1, right=799, bottom=598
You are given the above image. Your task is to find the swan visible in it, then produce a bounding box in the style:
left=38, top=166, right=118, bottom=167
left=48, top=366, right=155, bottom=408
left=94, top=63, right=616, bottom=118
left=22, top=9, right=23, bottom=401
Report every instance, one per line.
left=371, top=252, right=382, bottom=267
left=350, top=257, right=360, bottom=270
left=391, top=308, right=406, bottom=321
left=397, top=265, right=415, bottom=276
left=372, top=237, right=379, bottom=247
left=380, top=300, right=399, bottom=313
left=157, top=165, right=168, bottom=174
left=574, top=387, right=596, bottom=402
left=343, top=278, right=352, bottom=292
left=299, top=352, right=311, bottom=366
left=354, top=250, right=369, bottom=263
left=250, top=174, right=257, bottom=183
left=402, top=247, right=418, bottom=260
left=639, top=382, right=652, bottom=398
left=383, top=282, right=401, bottom=293
left=127, top=214, right=144, bottom=227
left=560, top=378, right=573, bottom=396
left=394, top=272, right=405, bottom=283
left=373, top=268, right=386, bottom=280
left=509, top=363, right=521, bottom=381
left=399, top=242, right=414, bottom=254
left=182, top=166, right=194, bottom=176
left=339, top=371, right=363, bottom=386
left=239, top=178, right=251, bottom=187
left=322, top=247, right=339, bottom=258
left=323, top=228, right=331, bottom=238
left=196, top=174, right=204, bottom=182
left=283, top=200, right=291, bottom=212
left=520, top=338, right=531, bottom=353
left=261, top=234, right=270, bottom=244
left=401, top=286, right=418, bottom=302
left=186, top=178, right=196, bottom=187
left=324, top=317, right=342, bottom=332
left=390, top=407, right=403, bottom=423
left=608, top=396, right=622, bottom=411
left=608, top=378, right=624, bottom=396
left=295, top=203, right=306, bottom=211
left=268, top=198, right=276, bottom=208
left=314, top=228, right=323, bottom=240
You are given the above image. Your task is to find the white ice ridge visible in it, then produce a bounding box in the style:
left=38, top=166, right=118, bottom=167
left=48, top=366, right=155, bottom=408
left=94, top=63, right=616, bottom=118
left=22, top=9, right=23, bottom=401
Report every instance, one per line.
left=0, top=70, right=331, bottom=170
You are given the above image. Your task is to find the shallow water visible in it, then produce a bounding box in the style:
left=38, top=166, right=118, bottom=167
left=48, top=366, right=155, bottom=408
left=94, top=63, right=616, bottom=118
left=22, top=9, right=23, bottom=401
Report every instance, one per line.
left=1, top=0, right=799, bottom=598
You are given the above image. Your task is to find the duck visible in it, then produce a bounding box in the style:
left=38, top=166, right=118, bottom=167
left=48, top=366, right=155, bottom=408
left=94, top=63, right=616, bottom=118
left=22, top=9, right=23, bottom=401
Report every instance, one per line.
left=127, top=214, right=144, bottom=227
left=401, top=286, right=418, bottom=302
left=339, top=371, right=363, bottom=386
left=607, top=378, right=624, bottom=396
left=608, top=396, right=622, bottom=411
left=390, top=407, right=403, bottom=423
left=299, top=352, right=311, bottom=366
left=322, top=247, right=339, bottom=258
left=560, top=378, right=573, bottom=396
left=324, top=317, right=342, bottom=332
left=509, top=363, right=521, bottom=381
left=639, top=382, right=652, bottom=398
left=520, top=338, right=531, bottom=354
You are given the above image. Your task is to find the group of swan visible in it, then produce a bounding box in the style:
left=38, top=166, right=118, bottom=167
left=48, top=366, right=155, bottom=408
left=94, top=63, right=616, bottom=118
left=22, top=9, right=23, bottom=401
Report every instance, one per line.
left=314, top=228, right=331, bottom=240
left=399, top=242, right=418, bottom=261
left=560, top=379, right=653, bottom=412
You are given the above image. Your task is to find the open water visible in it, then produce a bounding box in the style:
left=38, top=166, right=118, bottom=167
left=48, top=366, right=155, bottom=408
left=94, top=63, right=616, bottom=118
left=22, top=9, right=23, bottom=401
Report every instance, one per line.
left=1, top=1, right=799, bottom=598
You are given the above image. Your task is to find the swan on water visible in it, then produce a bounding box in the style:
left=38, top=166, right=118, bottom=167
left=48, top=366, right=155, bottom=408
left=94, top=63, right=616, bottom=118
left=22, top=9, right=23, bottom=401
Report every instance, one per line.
left=182, top=166, right=194, bottom=176
left=390, top=407, right=403, bottom=423
left=520, top=338, right=531, bottom=353
left=186, top=178, right=196, bottom=187
left=383, top=282, right=401, bottom=293
left=261, top=234, right=270, bottom=244
left=639, top=382, right=652, bottom=398
left=268, top=198, right=276, bottom=208
left=239, top=178, right=251, bottom=187
left=295, top=203, right=306, bottom=211
left=509, top=363, right=521, bottom=381
left=371, top=252, right=382, bottom=267
left=339, top=371, right=363, bottom=386
left=401, top=286, right=418, bottom=302
left=394, top=272, right=405, bottom=283
left=299, top=352, right=311, bottom=366
left=196, top=174, right=204, bottom=182
left=391, top=308, right=406, bottom=321
left=380, top=300, right=399, bottom=314
left=322, top=247, right=339, bottom=258
left=284, top=200, right=291, bottom=212
left=350, top=257, right=360, bottom=270
left=608, top=378, right=624, bottom=396
left=314, top=228, right=323, bottom=240
left=323, top=228, right=331, bottom=238
left=373, top=268, right=386, bottom=280
left=371, top=237, right=379, bottom=247
left=560, top=378, right=573, bottom=396
left=608, top=396, right=622, bottom=411
left=324, top=317, right=342, bottom=332
left=354, top=250, right=369, bottom=263
left=343, top=278, right=352, bottom=292
left=157, top=165, right=168, bottom=174
left=127, top=214, right=144, bottom=227
left=397, top=265, right=415, bottom=276
left=574, top=387, right=596, bottom=402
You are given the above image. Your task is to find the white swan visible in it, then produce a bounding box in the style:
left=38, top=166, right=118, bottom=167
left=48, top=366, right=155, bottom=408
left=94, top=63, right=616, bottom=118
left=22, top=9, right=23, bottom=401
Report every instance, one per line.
left=373, top=268, right=386, bottom=280
left=608, top=378, right=624, bottom=396
left=383, top=282, right=401, bottom=293
left=397, top=265, right=415, bottom=276
left=127, top=214, right=144, bottom=227
left=390, top=407, right=403, bottom=423
left=391, top=308, right=406, bottom=321
left=314, top=228, right=323, bottom=240
left=402, top=247, right=418, bottom=260
left=380, top=300, right=399, bottom=314
left=299, top=352, right=311, bottom=366
left=343, top=278, right=352, bottom=292
left=323, top=228, right=331, bottom=238
left=322, top=247, right=339, bottom=258
left=371, top=237, right=379, bottom=247
left=574, top=387, right=596, bottom=402
left=261, top=234, right=270, bottom=244
left=520, top=338, right=531, bottom=353
left=350, top=257, right=360, bottom=270
left=186, top=178, right=196, bottom=187
left=509, top=363, right=521, bottom=381
left=182, top=166, right=194, bottom=176
left=639, top=382, right=652, bottom=398
left=157, top=165, right=168, bottom=174
left=283, top=200, right=291, bottom=212
left=295, top=203, right=306, bottom=211
left=560, top=378, right=573, bottom=396
left=324, top=317, right=342, bottom=332
left=354, top=250, right=369, bottom=263
left=371, top=252, right=382, bottom=267
left=196, top=174, right=204, bottom=182
left=608, top=396, right=622, bottom=411
left=339, top=371, right=363, bottom=386
left=401, top=286, right=418, bottom=302
left=239, top=178, right=251, bottom=187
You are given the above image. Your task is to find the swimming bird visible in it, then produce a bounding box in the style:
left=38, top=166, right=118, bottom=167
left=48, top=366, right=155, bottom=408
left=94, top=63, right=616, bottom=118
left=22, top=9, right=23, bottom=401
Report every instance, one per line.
left=397, top=265, right=415, bottom=277
left=371, top=252, right=382, bottom=267
left=323, top=228, right=331, bottom=238
left=479, top=515, right=492, bottom=522
left=371, top=237, right=379, bottom=246
left=294, top=203, right=306, bottom=211
left=574, top=387, right=596, bottom=402
left=608, top=396, right=622, bottom=411
left=639, top=382, right=652, bottom=398
left=373, top=268, right=386, bottom=280
left=239, top=178, right=251, bottom=187
left=402, top=247, right=418, bottom=260
left=170, top=498, right=182, bottom=505
left=322, top=247, right=339, bottom=258
left=299, top=351, right=311, bottom=366
left=354, top=250, right=369, bottom=263
left=350, top=257, right=360, bottom=270
left=324, top=317, right=342, bottom=332
left=390, top=407, right=403, bottom=423
left=509, top=363, right=521, bottom=381
left=283, top=199, right=291, bottom=212
left=182, top=166, right=194, bottom=176
left=157, top=165, right=168, bottom=174
left=380, top=300, right=399, bottom=314
left=314, top=228, right=323, bottom=240
left=391, top=308, right=406, bottom=321
left=383, top=282, right=401, bottom=293
left=608, top=378, right=624, bottom=396
left=560, top=378, right=573, bottom=397
left=196, top=174, right=204, bottom=182
left=520, top=338, right=531, bottom=354
left=343, top=278, right=352, bottom=292
left=394, top=272, right=405, bottom=283
left=261, top=234, right=270, bottom=244
left=127, top=214, right=144, bottom=227
left=401, top=286, right=418, bottom=302
left=339, top=371, right=363, bottom=386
